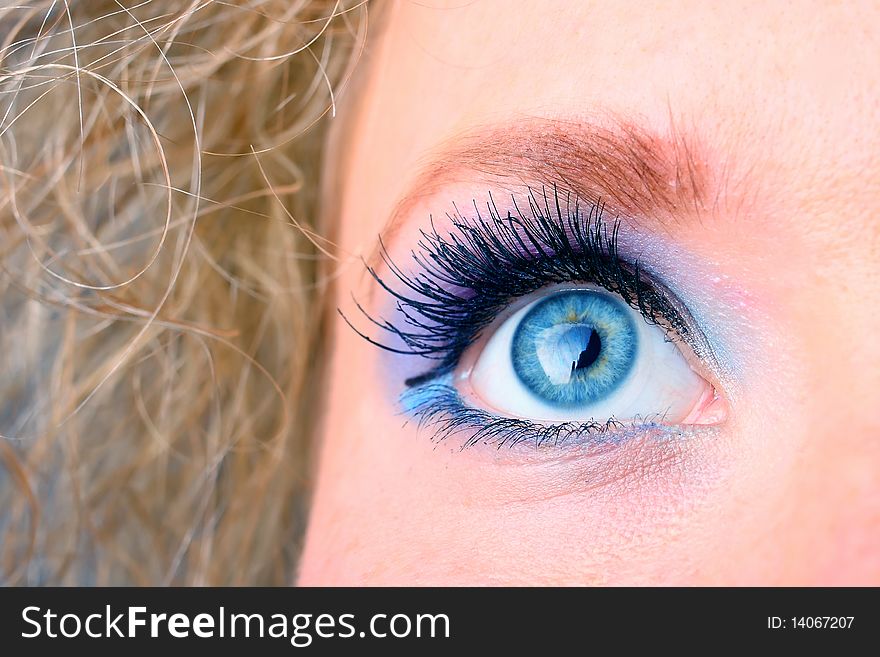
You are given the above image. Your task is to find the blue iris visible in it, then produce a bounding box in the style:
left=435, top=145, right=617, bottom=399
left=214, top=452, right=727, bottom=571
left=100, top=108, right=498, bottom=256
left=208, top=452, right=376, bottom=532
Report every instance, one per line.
left=511, top=290, right=638, bottom=407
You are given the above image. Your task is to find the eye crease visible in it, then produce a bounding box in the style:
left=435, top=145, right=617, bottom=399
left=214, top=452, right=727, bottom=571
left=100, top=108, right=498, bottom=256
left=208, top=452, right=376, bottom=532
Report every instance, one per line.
left=341, top=187, right=728, bottom=448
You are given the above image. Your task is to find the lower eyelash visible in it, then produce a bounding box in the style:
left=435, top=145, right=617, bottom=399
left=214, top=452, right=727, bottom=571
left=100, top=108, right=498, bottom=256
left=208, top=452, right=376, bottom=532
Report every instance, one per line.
left=401, top=376, right=677, bottom=450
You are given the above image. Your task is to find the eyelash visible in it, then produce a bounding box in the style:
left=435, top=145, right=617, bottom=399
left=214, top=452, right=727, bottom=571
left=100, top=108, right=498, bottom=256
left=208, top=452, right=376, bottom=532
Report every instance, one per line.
left=342, top=186, right=710, bottom=448
left=398, top=376, right=683, bottom=449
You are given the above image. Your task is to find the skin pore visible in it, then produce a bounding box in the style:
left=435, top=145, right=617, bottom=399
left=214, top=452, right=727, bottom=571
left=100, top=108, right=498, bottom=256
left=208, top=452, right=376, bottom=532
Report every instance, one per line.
left=299, top=1, right=880, bottom=584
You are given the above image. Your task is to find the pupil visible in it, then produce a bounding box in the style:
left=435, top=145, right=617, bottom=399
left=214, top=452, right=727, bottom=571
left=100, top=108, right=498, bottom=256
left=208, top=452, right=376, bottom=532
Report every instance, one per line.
left=572, top=329, right=601, bottom=372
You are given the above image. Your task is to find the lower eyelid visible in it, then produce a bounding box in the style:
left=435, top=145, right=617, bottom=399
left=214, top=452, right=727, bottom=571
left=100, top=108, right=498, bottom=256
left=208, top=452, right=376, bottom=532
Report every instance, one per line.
left=399, top=375, right=719, bottom=452
left=398, top=379, right=717, bottom=502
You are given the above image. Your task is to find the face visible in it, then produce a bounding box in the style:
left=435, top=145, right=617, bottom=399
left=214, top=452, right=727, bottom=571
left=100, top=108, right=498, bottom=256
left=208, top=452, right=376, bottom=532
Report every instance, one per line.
left=299, top=0, right=880, bottom=585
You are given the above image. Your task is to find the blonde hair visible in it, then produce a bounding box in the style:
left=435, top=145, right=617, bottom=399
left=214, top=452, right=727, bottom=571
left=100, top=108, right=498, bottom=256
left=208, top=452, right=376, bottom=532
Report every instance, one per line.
left=0, top=0, right=366, bottom=585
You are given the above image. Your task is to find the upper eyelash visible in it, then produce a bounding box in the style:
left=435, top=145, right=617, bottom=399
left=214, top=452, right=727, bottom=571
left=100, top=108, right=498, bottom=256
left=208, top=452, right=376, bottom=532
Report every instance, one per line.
left=341, top=186, right=697, bottom=385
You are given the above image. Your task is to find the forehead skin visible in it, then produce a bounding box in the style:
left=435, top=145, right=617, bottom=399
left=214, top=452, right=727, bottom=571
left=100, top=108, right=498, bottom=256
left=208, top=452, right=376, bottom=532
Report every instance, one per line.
left=301, top=1, right=880, bottom=584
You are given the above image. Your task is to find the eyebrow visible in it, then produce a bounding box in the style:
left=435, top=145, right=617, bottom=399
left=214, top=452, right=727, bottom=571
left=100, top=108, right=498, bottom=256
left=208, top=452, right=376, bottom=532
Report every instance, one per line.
left=379, top=116, right=721, bottom=250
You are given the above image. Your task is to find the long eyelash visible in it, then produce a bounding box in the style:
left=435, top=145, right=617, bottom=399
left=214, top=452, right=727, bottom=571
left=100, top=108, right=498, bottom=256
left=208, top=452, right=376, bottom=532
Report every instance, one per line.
left=341, top=185, right=693, bottom=385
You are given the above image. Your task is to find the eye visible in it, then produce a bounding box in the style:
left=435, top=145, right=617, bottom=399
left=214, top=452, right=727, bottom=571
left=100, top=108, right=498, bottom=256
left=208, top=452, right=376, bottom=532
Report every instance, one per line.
left=459, top=285, right=718, bottom=424
left=344, top=188, right=731, bottom=447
